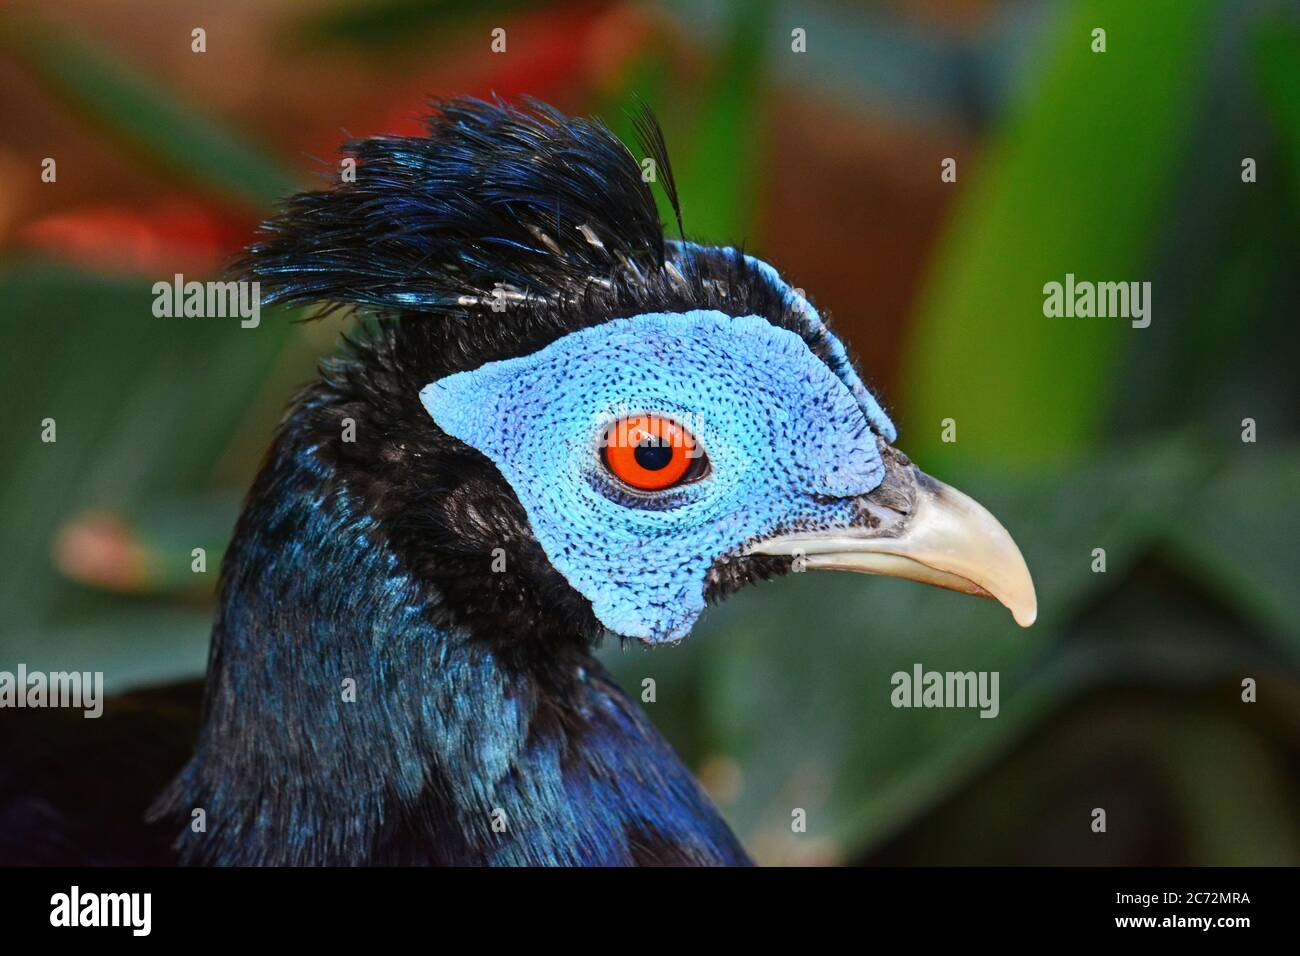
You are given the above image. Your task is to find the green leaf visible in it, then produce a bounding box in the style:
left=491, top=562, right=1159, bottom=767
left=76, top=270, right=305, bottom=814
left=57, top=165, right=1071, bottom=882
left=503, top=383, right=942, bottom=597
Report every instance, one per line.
left=1164, top=447, right=1300, bottom=656
left=0, top=261, right=299, bottom=689
left=2, top=609, right=214, bottom=698
left=900, top=0, right=1214, bottom=470
left=1252, top=17, right=1300, bottom=211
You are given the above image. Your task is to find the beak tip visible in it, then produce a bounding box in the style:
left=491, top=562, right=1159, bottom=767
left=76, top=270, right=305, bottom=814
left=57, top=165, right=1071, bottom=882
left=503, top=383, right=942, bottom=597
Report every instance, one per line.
left=1000, top=559, right=1037, bottom=628
left=996, top=559, right=1037, bottom=628
left=1011, top=602, right=1037, bottom=628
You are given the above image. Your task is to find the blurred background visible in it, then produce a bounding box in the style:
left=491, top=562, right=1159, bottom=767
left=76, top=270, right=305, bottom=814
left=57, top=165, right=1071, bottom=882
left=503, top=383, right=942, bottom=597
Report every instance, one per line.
left=0, top=0, right=1297, bottom=865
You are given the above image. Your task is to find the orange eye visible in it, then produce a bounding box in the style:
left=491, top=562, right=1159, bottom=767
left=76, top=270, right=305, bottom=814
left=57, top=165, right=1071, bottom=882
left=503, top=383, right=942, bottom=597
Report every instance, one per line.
left=602, top=415, right=703, bottom=491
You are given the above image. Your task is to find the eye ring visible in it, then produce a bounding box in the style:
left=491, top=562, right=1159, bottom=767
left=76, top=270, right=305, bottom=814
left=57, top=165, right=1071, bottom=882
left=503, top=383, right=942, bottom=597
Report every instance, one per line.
left=601, top=415, right=708, bottom=492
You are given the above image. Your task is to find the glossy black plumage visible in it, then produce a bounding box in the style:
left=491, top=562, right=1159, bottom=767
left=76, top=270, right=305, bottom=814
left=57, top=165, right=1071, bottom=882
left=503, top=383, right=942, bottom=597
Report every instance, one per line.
left=243, top=98, right=670, bottom=315
left=1, top=98, right=872, bottom=866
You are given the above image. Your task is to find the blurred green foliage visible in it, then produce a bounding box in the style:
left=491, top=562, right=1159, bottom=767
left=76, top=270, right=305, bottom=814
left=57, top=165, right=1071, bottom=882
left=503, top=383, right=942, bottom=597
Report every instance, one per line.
left=901, top=0, right=1214, bottom=470
left=1, top=0, right=1297, bottom=865
left=1254, top=18, right=1300, bottom=208
left=605, top=442, right=1299, bottom=862
left=0, top=263, right=298, bottom=686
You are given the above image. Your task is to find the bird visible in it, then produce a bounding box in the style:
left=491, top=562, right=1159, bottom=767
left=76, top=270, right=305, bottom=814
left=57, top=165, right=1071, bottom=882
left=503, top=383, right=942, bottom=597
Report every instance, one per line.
left=0, top=98, right=1034, bottom=866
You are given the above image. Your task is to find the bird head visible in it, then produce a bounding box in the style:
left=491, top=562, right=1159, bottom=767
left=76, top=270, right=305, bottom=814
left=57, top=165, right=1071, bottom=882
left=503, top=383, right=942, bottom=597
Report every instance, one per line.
left=243, top=98, right=1036, bottom=650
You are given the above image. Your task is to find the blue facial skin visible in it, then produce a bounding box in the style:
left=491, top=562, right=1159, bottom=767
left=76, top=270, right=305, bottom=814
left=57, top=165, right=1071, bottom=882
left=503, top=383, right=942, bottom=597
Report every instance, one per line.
left=422, top=308, right=893, bottom=644
left=672, top=242, right=897, bottom=443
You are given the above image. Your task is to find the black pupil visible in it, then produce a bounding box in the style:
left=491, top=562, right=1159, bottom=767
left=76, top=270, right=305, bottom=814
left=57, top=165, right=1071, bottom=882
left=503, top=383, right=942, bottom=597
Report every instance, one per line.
left=634, top=438, right=674, bottom=472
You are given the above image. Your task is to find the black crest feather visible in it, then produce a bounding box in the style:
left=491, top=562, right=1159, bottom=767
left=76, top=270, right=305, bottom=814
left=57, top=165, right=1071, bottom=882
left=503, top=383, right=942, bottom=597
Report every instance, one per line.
left=630, top=100, right=684, bottom=241
left=240, top=97, right=673, bottom=315
left=237, top=96, right=863, bottom=430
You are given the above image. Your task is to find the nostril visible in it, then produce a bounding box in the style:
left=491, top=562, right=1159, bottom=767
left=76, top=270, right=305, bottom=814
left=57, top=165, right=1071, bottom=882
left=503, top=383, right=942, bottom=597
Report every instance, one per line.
left=855, top=497, right=908, bottom=532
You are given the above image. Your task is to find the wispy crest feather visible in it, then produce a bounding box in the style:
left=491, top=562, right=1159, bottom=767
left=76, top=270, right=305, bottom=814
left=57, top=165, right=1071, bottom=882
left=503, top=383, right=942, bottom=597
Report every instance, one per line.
left=239, top=97, right=674, bottom=315
left=630, top=100, right=684, bottom=241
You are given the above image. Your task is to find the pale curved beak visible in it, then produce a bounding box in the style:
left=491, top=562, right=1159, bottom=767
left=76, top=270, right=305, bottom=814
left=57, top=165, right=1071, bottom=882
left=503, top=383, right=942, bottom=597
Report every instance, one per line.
left=748, top=474, right=1038, bottom=628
